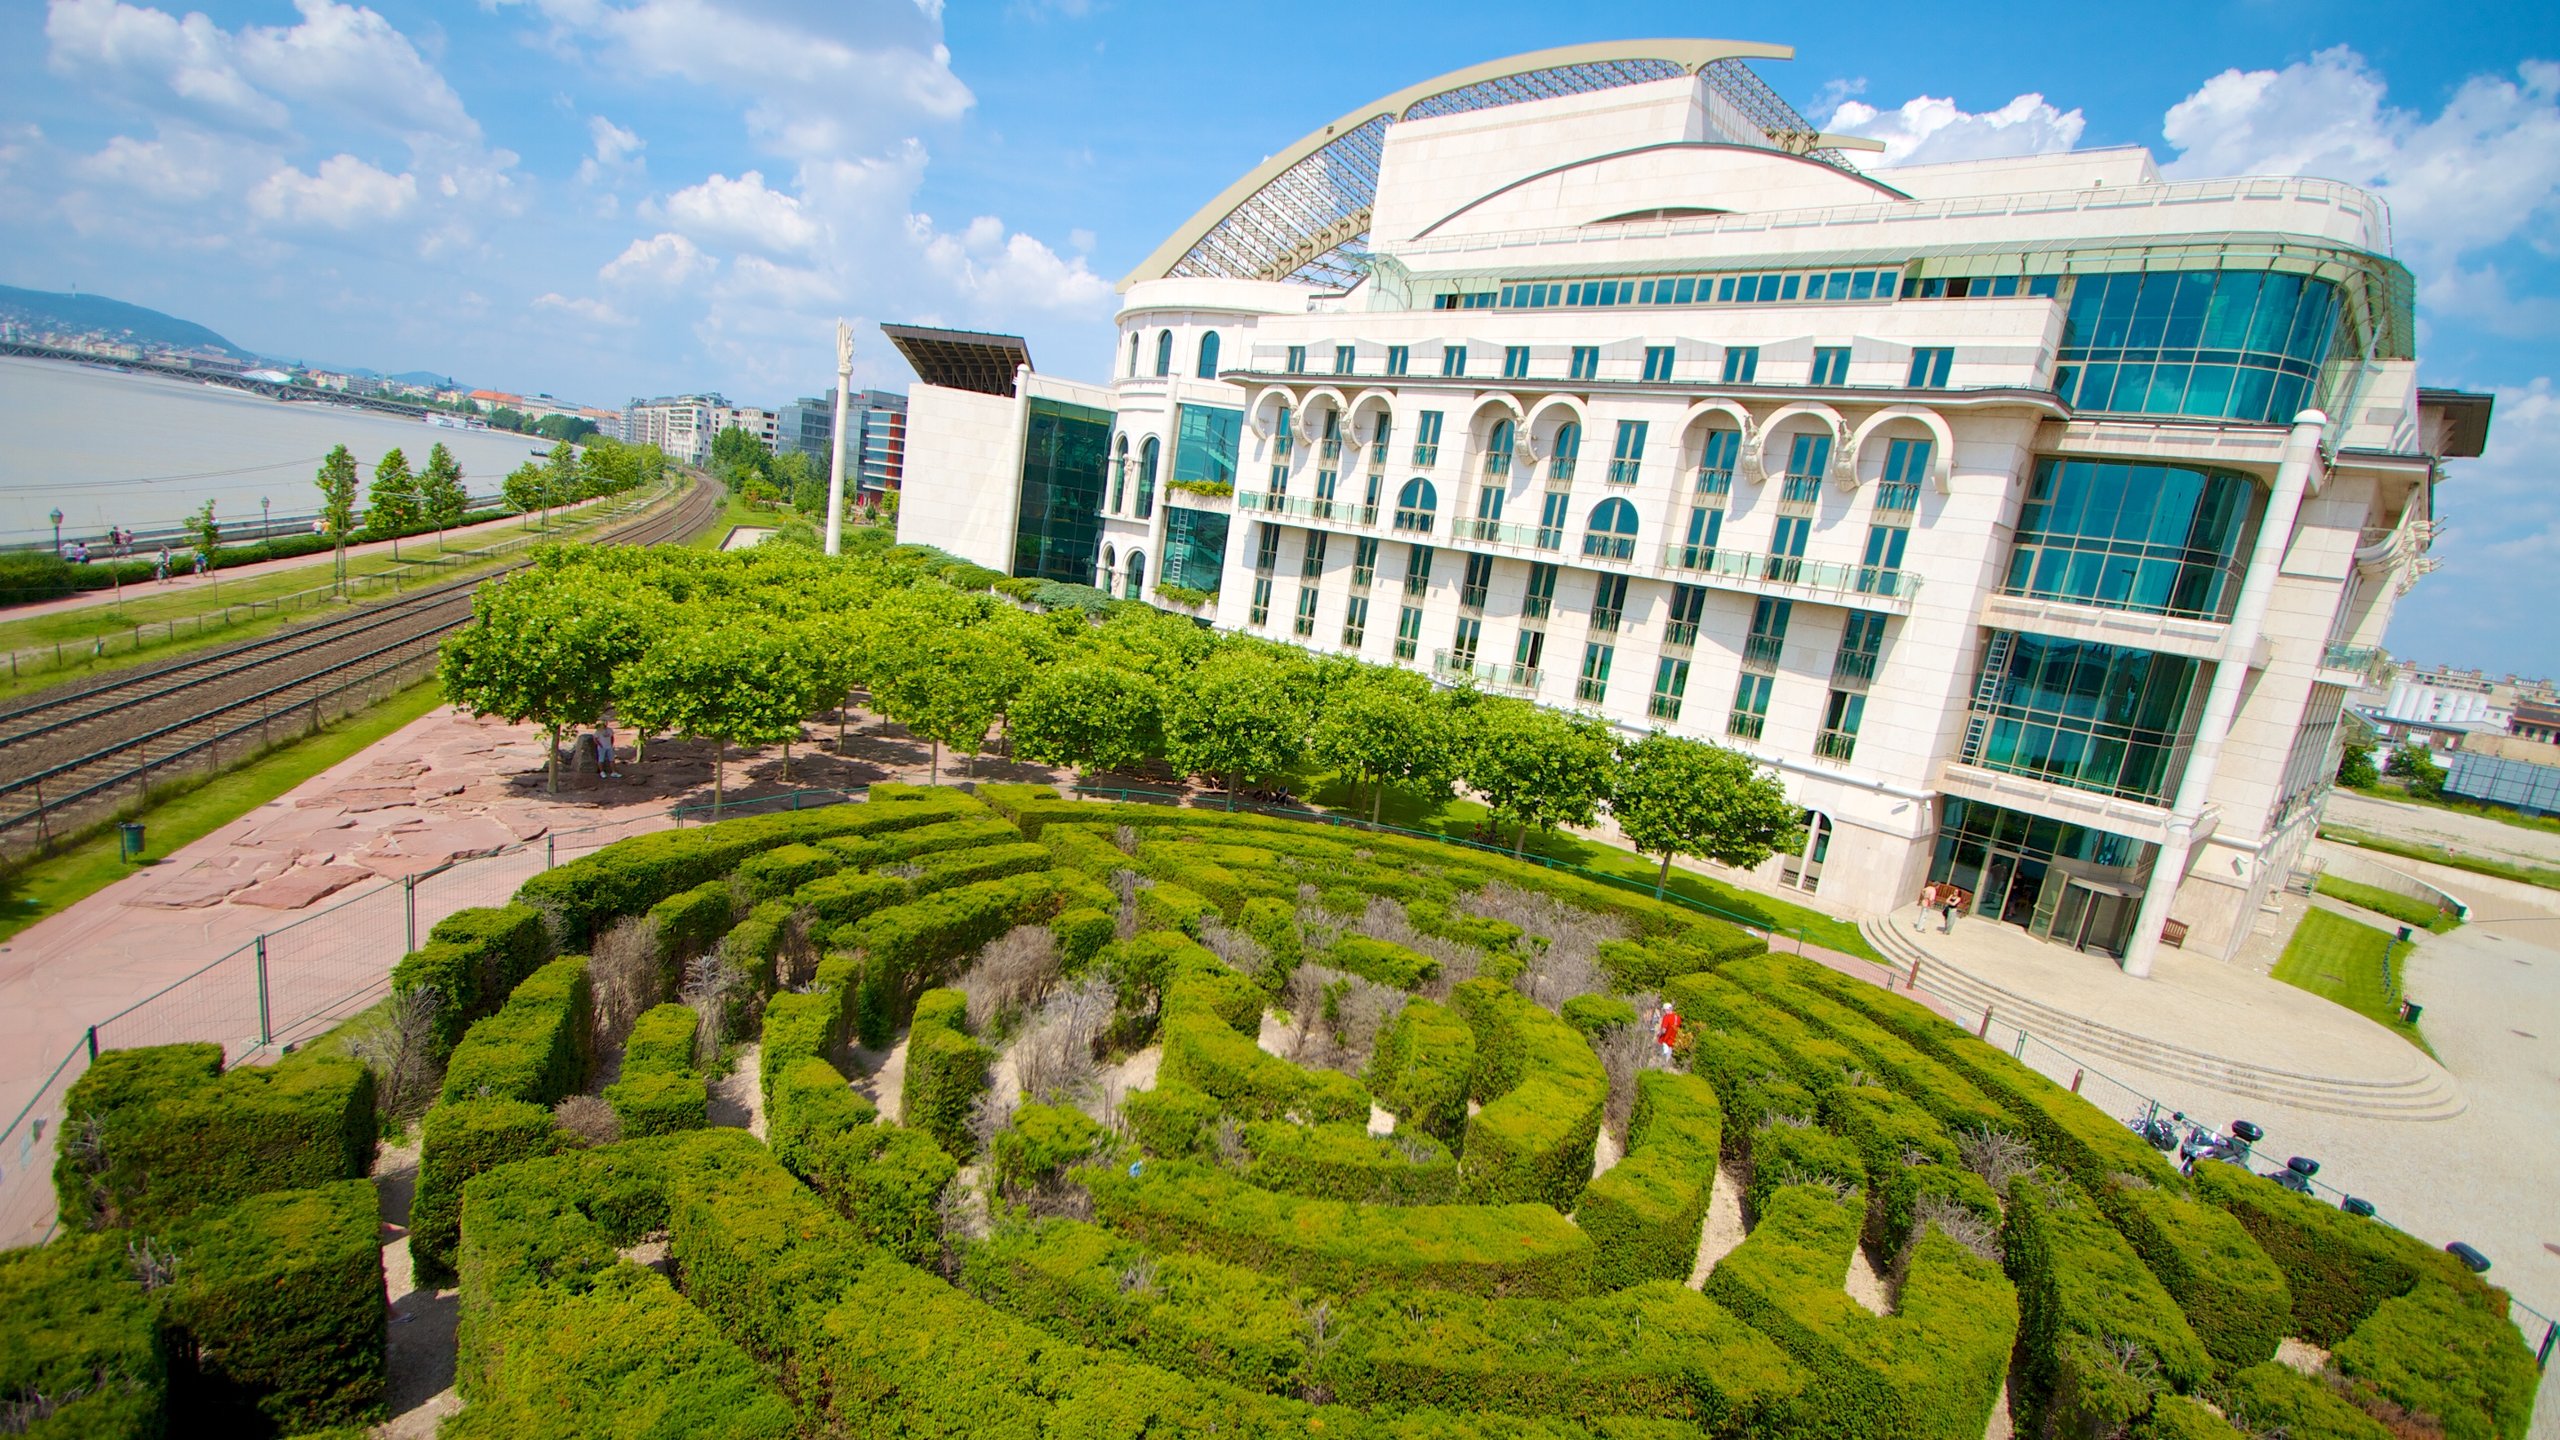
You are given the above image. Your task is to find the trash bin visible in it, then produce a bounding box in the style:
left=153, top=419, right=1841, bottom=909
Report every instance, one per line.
left=2395, top=925, right=2413, bottom=945
left=2400, top=999, right=2424, bottom=1025
left=118, top=822, right=145, bottom=863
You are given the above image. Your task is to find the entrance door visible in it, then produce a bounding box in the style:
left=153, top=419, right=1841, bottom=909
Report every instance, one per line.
left=1977, top=855, right=2016, bottom=921
left=2001, top=859, right=2048, bottom=926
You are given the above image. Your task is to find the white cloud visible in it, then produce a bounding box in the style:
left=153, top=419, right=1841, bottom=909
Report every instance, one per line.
left=233, top=0, right=479, bottom=141
left=912, top=211, right=1111, bottom=313
left=46, top=0, right=289, bottom=132
left=580, top=114, right=645, bottom=186
left=600, top=231, right=715, bottom=287
left=77, top=128, right=245, bottom=202
left=248, top=153, right=417, bottom=227
left=1825, top=92, right=2086, bottom=168
left=718, top=254, right=839, bottom=307
left=2386, top=377, right=2560, bottom=671
left=653, top=169, right=819, bottom=254
left=2161, top=48, right=2560, bottom=271
left=533, top=291, right=635, bottom=325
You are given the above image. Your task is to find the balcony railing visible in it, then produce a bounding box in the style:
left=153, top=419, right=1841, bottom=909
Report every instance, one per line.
left=1403, top=570, right=1431, bottom=598
left=1575, top=676, right=1608, bottom=703
left=1393, top=507, right=1436, bottom=534
left=1551, top=455, right=1578, bottom=483
left=2323, top=642, right=2385, bottom=675
left=1459, top=586, right=1489, bottom=612
left=1742, top=633, right=1785, bottom=672
left=1832, top=649, right=1879, bottom=687
left=1589, top=608, right=1622, bottom=635
left=1779, top=474, right=1823, bottom=512
left=1658, top=543, right=1922, bottom=605
left=1695, top=465, right=1733, bottom=498
left=1238, top=490, right=1377, bottom=527
left=1726, top=711, right=1767, bottom=741
left=1873, top=481, right=1920, bottom=518
left=1453, top=516, right=1558, bottom=550
left=1607, top=458, right=1642, bottom=484
left=1814, top=730, right=1859, bottom=762
left=1647, top=693, right=1684, bottom=721
left=1522, top=594, right=1553, bottom=620
left=1434, top=650, right=1542, bottom=693
left=1583, top=533, right=1640, bottom=561
left=1663, top=620, right=1698, bottom=650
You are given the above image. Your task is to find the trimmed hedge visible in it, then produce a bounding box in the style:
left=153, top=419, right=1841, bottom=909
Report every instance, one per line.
left=2104, top=1179, right=2292, bottom=1373
left=1561, top=993, right=1637, bottom=1037
left=1703, top=1183, right=2018, bottom=1440
left=55, top=1044, right=376, bottom=1232
left=2187, top=1159, right=2453, bottom=1345
left=1449, top=979, right=1606, bottom=1208
left=2214, top=1362, right=2393, bottom=1440
left=162, top=1180, right=386, bottom=1433
left=0, top=1232, right=165, bottom=1438
left=1051, top=905, right=1114, bottom=968
left=1684, top=1022, right=1819, bottom=1141
left=513, top=785, right=981, bottom=949
left=388, top=904, right=554, bottom=1060
left=1717, top=953, right=2014, bottom=1138
left=1742, top=1118, right=1866, bottom=1222
left=1824, top=1085, right=1998, bottom=1255
left=991, top=1102, right=1111, bottom=1198
left=2003, top=1177, right=2212, bottom=1440
left=1242, top=1120, right=1459, bottom=1204
left=1661, top=971, right=1858, bottom=1098
left=410, top=1098, right=563, bottom=1288
left=1081, top=1157, right=1594, bottom=1299
left=912, top=840, right=1054, bottom=895
left=647, top=878, right=739, bottom=979
left=1365, top=999, right=1475, bottom=1149
left=792, top=869, right=911, bottom=933
left=604, top=1002, right=706, bottom=1137
left=792, top=1120, right=955, bottom=1264
left=835, top=814, right=1023, bottom=869
left=902, top=988, right=991, bottom=1158
left=734, top=841, right=844, bottom=901
left=841, top=869, right=1079, bottom=1045
left=437, top=957, right=592, bottom=1107
left=1579, top=1070, right=1722, bottom=1289
left=2331, top=1279, right=2540, bottom=1440
left=1119, top=1075, right=1224, bottom=1158
left=717, top=896, right=794, bottom=994
left=1328, top=934, right=1441, bottom=989
left=1158, top=971, right=1368, bottom=1125
left=760, top=956, right=873, bottom=1171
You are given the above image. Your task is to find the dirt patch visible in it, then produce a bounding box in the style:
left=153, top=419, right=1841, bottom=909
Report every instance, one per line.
left=1690, top=1163, right=1748, bottom=1286
left=1845, top=1245, right=1892, bottom=1316
left=708, top=1042, right=765, bottom=1140
left=371, top=1133, right=458, bottom=1439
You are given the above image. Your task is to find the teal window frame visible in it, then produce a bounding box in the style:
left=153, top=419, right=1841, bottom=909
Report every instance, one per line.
left=2005, top=456, right=2257, bottom=620
left=1335, top=344, right=1357, bottom=375
left=1136, top=436, right=1159, bottom=520
left=1460, top=552, right=1494, bottom=610
left=1728, top=672, right=1773, bottom=740
left=1550, top=421, right=1581, bottom=482
left=1503, top=345, right=1532, bottom=379
left=1285, top=345, right=1307, bottom=374
left=1577, top=641, right=1613, bottom=703
left=1810, top=347, right=1850, bottom=386
left=1536, top=491, right=1569, bottom=550
left=1485, top=418, right=1514, bottom=480
left=1907, top=348, right=1953, bottom=388
left=1196, top=331, right=1221, bottom=378
left=1386, top=345, right=1410, bottom=376
left=1412, top=410, right=1444, bottom=467
left=1607, top=420, right=1648, bottom=484
left=1584, top=497, right=1640, bottom=560
left=1643, top=346, right=1675, bottom=382
left=1351, top=537, right=1380, bottom=587
left=1394, top=478, right=1438, bottom=533
left=1570, top=346, right=1599, bottom=380
left=1161, top=504, right=1230, bottom=595
left=1342, top=594, right=1370, bottom=647
left=1173, top=404, right=1243, bottom=491
left=1293, top=584, right=1319, bottom=636
left=1649, top=656, right=1690, bottom=721
left=2053, top=269, right=2341, bottom=425
left=1394, top=604, right=1423, bottom=660
left=1155, top=330, right=1172, bottom=376
left=1441, top=345, right=1468, bottom=377
left=1967, top=632, right=2206, bottom=802
left=1722, top=347, right=1759, bottom=384
left=1523, top=561, right=1558, bottom=618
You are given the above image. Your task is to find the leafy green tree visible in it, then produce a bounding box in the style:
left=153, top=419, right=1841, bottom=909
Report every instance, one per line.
left=418, top=442, right=469, bottom=545
left=314, top=444, right=360, bottom=594
left=709, top=426, right=768, bottom=490
left=616, top=620, right=822, bottom=814
left=1462, top=699, right=1615, bottom=855
left=366, top=446, right=422, bottom=555
left=2336, top=741, right=2379, bottom=790
left=1610, top=732, right=1804, bottom=893
left=500, top=461, right=546, bottom=527
left=1010, top=661, right=1164, bottom=777
left=439, top=574, right=654, bottom=792
left=873, top=625, right=1030, bottom=783
left=1162, top=649, right=1311, bottom=808
left=1310, top=666, right=1458, bottom=822
left=2386, top=740, right=2446, bottom=799
left=542, top=441, right=580, bottom=527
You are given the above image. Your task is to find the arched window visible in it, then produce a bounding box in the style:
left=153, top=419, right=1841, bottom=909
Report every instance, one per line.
left=1137, top=437, right=1159, bottom=519
left=1111, top=437, right=1129, bottom=513
left=1196, top=331, right=1221, bottom=379
left=1102, top=543, right=1117, bottom=583
left=1782, top=810, right=1831, bottom=892
left=1126, top=550, right=1147, bottom=599
left=1485, top=418, right=1515, bottom=480
left=1550, top=421, right=1581, bottom=483
left=1394, top=477, right=1437, bottom=533
left=1584, top=496, right=1640, bottom=560
left=1128, top=332, right=1140, bottom=377
left=1154, top=330, right=1173, bottom=377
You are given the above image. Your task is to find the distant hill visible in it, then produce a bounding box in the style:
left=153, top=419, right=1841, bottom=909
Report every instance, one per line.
left=392, top=370, right=454, bottom=387
left=0, top=284, right=255, bottom=359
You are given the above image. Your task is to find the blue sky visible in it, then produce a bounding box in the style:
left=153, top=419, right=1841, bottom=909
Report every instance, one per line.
left=4, top=0, right=2558, bottom=672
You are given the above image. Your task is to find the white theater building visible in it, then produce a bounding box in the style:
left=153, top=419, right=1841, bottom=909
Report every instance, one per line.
left=895, top=39, right=2491, bottom=977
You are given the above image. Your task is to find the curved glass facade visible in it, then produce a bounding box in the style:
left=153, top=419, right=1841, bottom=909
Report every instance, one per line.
left=1965, top=633, right=2203, bottom=802
left=2004, top=457, right=2258, bottom=620
left=2054, top=270, right=2340, bottom=424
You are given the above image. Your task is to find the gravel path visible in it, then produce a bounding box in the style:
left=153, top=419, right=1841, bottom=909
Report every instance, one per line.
left=370, top=1133, right=458, bottom=1439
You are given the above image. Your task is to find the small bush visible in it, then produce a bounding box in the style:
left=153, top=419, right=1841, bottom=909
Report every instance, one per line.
left=161, top=1181, right=386, bottom=1433
left=0, top=1232, right=166, bottom=1438
left=903, top=989, right=992, bottom=1159
left=55, top=1045, right=375, bottom=1233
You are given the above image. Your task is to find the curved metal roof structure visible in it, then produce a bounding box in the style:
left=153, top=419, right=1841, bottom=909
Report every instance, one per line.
left=1118, top=40, right=1879, bottom=292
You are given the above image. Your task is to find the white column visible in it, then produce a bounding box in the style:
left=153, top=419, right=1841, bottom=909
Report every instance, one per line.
left=2120, top=408, right=2328, bottom=978
left=825, top=320, right=852, bottom=557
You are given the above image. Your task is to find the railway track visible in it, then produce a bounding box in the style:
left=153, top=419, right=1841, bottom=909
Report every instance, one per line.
left=0, top=475, right=720, bottom=853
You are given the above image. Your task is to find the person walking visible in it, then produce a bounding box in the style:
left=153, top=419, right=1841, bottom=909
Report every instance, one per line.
left=1916, top=881, right=1941, bottom=931
left=1655, top=1001, right=1682, bottom=1061
left=153, top=546, right=171, bottom=582
left=1940, top=887, right=1967, bottom=933
left=594, top=716, right=620, bottom=779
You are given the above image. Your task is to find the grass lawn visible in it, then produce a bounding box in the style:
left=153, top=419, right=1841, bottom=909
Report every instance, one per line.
left=0, top=679, right=448, bottom=944
left=2313, top=874, right=2461, bottom=933
left=2342, top=780, right=2560, bottom=839
left=0, top=487, right=669, bottom=702
left=2271, top=908, right=2431, bottom=1055
left=1245, top=769, right=1883, bottom=964
left=2318, top=824, right=2560, bottom=893
left=691, top=490, right=799, bottom=550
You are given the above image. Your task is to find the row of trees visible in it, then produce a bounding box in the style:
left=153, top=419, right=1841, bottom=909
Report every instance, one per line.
left=438, top=539, right=1804, bottom=885
left=497, top=437, right=667, bottom=530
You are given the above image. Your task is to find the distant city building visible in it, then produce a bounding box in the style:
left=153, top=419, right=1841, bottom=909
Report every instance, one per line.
left=620, top=394, right=727, bottom=465
left=775, top=389, right=907, bottom=493
left=776, top=396, right=833, bottom=458
left=894, top=39, right=2496, bottom=975
left=711, top=404, right=780, bottom=453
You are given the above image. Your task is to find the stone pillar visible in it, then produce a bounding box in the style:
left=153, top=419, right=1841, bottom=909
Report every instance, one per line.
left=826, top=319, right=852, bottom=557
left=2121, top=408, right=2328, bottom=978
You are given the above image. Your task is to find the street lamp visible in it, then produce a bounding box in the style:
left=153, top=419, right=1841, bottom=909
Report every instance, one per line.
left=49, top=508, right=62, bottom=558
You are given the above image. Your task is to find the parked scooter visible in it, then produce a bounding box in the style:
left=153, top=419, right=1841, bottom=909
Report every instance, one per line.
left=2126, top=1107, right=2181, bottom=1154
left=2268, top=1155, right=2321, bottom=1194
left=2179, top=1118, right=2261, bottom=1174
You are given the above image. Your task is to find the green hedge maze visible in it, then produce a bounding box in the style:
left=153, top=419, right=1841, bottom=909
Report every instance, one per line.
left=8, top=783, right=2536, bottom=1439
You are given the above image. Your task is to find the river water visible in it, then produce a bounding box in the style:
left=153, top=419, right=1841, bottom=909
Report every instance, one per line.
left=0, top=356, right=557, bottom=549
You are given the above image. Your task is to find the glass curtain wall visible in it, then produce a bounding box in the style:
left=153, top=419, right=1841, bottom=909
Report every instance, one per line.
left=2054, top=269, right=2342, bottom=424
left=1010, top=398, right=1112, bottom=583
left=2005, top=457, right=2259, bottom=620
left=1174, top=404, right=1244, bottom=489
left=1968, top=633, right=2205, bottom=802
left=1162, top=506, right=1232, bottom=594
left=1928, top=798, right=2153, bottom=954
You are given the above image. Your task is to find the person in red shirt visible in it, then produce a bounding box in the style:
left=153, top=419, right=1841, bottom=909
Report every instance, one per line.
left=1656, top=1002, right=1682, bottom=1060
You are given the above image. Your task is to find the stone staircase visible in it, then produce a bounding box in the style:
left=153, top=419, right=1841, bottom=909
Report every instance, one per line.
left=1857, top=918, right=2467, bottom=1121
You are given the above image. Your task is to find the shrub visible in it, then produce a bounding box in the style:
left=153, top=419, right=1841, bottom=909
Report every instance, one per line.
left=1825, top=1085, right=1997, bottom=1256
left=2103, top=1179, right=2292, bottom=1373
left=409, top=1098, right=564, bottom=1287
left=438, top=957, right=592, bottom=1107
left=912, top=840, right=1053, bottom=895
left=1704, top=1183, right=2018, bottom=1440
left=1718, top=953, right=2015, bottom=1138
left=648, top=878, right=739, bottom=978
left=734, top=841, right=845, bottom=901
left=388, top=904, right=554, bottom=1060
left=2002, top=1177, right=2212, bottom=1440
left=1158, top=972, right=1365, bottom=1124
left=1325, top=935, right=1440, bottom=990
left=1578, top=1070, right=1721, bottom=1289
left=1561, top=992, right=1637, bottom=1037
left=841, top=870, right=1076, bottom=1045
left=1119, top=1077, right=1223, bottom=1158
left=162, top=1180, right=385, bottom=1433
left=717, top=897, right=794, bottom=993
left=1662, top=970, right=1858, bottom=1097
left=791, top=1122, right=955, bottom=1265
left=55, top=1044, right=376, bottom=1232
left=1683, top=1022, right=1818, bottom=1139
left=0, top=1232, right=165, bottom=1438
left=1051, top=906, right=1114, bottom=969
left=991, top=1102, right=1111, bottom=1200
left=1081, top=1158, right=1593, bottom=1299
left=604, top=1071, right=706, bottom=1139
left=1241, top=1121, right=1459, bottom=1205
left=1448, top=980, right=1606, bottom=1208
left=1742, top=1118, right=1865, bottom=1221
left=2330, top=1278, right=2539, bottom=1440
left=902, top=989, right=992, bottom=1158
left=1364, top=1000, right=1474, bottom=1149
left=2187, top=1159, right=2459, bottom=1345
left=2214, top=1362, right=2393, bottom=1440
